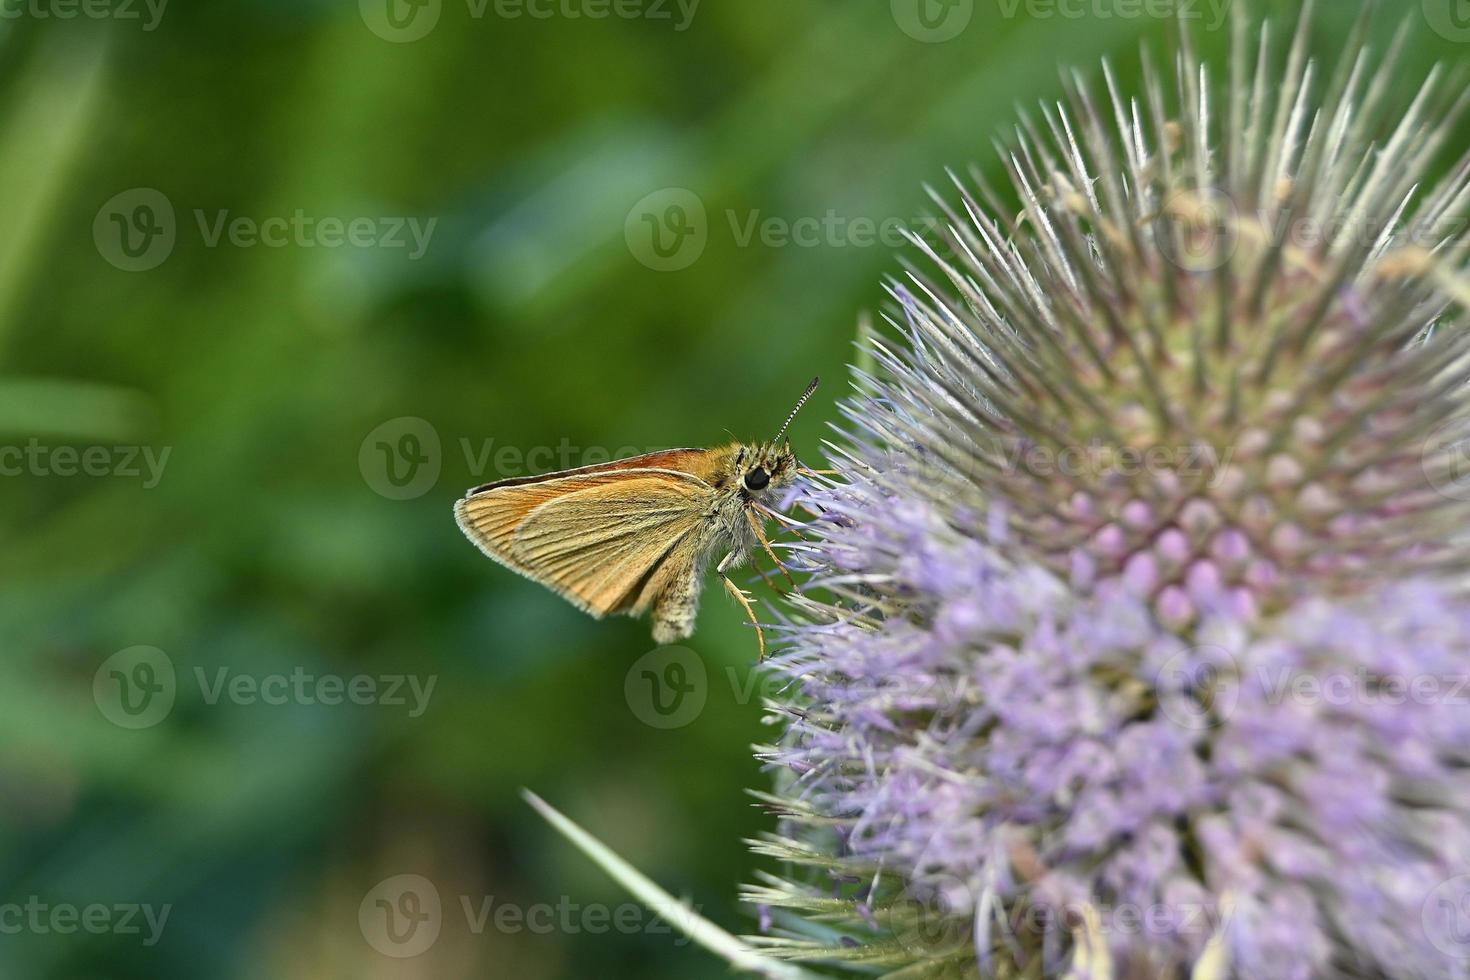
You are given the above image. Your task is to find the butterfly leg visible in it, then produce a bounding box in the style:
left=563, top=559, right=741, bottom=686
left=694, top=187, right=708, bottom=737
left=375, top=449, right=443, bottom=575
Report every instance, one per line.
left=745, top=507, right=797, bottom=593
left=717, top=550, right=767, bottom=660
left=752, top=502, right=820, bottom=544
left=745, top=552, right=783, bottom=594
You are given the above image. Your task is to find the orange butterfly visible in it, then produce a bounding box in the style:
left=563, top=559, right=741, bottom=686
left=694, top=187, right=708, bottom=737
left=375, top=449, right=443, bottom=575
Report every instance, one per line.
left=455, top=378, right=821, bottom=657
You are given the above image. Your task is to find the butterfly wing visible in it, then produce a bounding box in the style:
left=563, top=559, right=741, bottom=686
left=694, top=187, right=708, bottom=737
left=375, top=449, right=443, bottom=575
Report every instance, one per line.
left=464, top=449, right=718, bottom=495
left=454, top=467, right=715, bottom=618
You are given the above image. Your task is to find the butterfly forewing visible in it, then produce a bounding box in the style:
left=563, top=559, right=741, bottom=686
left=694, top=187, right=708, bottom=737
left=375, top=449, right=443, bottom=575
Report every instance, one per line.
left=454, top=465, right=715, bottom=617
left=463, top=448, right=720, bottom=494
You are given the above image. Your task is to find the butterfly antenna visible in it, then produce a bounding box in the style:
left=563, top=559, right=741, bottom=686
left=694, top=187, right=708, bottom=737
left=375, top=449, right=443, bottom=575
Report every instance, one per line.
left=773, top=376, right=820, bottom=444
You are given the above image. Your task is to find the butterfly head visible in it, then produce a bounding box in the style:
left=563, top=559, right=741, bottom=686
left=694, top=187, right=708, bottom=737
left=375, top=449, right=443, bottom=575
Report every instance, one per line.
left=730, top=376, right=819, bottom=501
left=733, top=442, right=798, bottom=500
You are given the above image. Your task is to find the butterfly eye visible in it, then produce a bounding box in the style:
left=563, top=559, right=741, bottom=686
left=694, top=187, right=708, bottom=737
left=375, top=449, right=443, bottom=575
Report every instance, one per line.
left=744, top=467, right=770, bottom=491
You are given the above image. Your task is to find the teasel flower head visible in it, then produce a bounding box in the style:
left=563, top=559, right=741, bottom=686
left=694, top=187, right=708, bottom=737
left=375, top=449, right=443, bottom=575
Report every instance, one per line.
left=748, top=6, right=1470, bottom=978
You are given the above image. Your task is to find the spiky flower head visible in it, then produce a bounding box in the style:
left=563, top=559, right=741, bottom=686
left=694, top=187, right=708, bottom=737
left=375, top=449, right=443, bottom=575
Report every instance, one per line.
left=749, top=7, right=1470, bottom=978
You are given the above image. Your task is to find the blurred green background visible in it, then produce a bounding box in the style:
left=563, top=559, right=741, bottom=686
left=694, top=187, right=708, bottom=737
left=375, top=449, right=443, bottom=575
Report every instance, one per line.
left=0, top=0, right=1458, bottom=977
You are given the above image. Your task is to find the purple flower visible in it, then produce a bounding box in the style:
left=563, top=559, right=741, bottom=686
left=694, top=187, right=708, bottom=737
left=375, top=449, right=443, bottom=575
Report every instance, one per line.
left=745, top=8, right=1470, bottom=978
